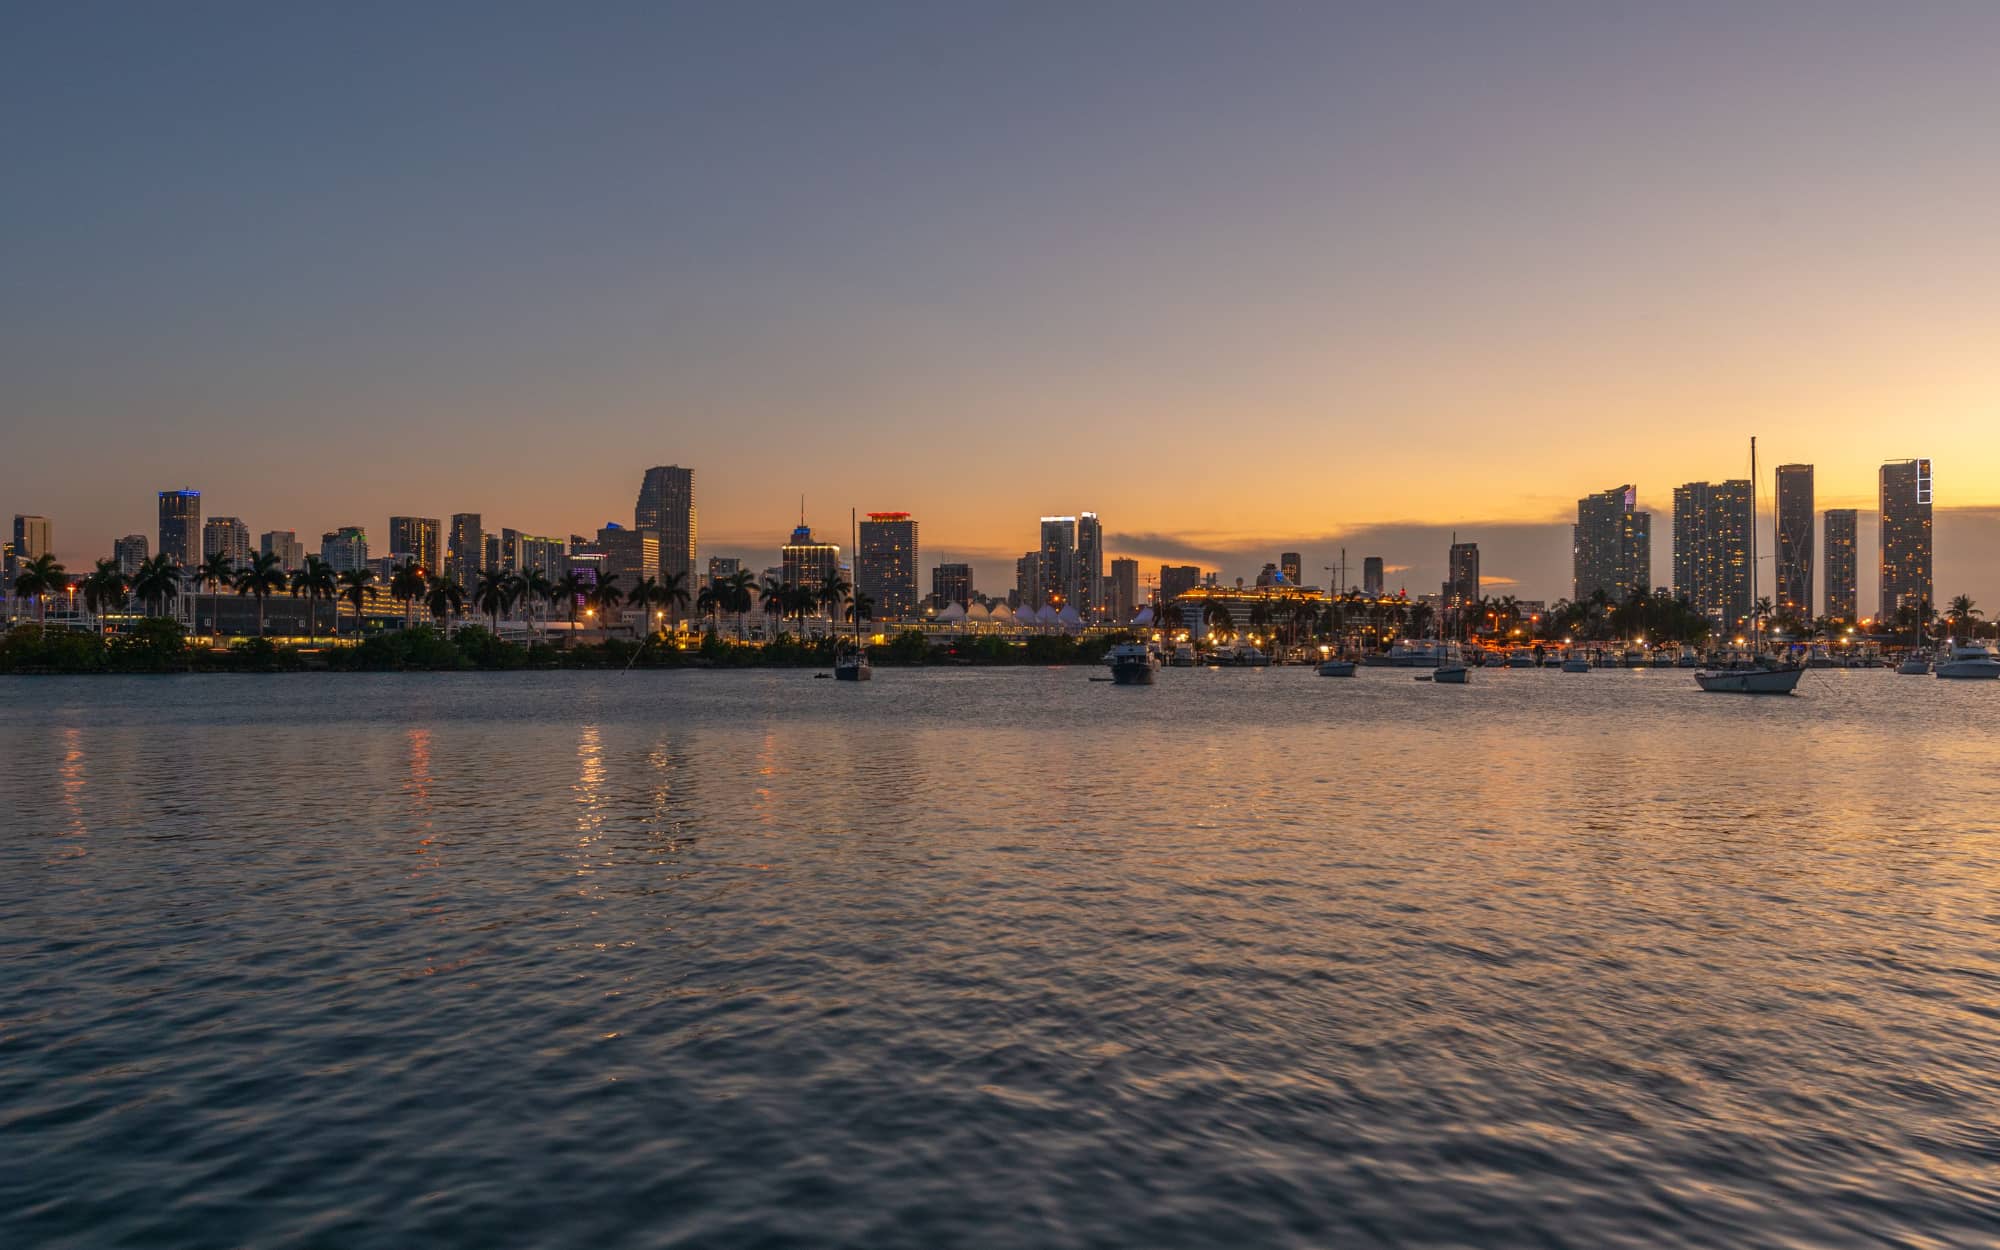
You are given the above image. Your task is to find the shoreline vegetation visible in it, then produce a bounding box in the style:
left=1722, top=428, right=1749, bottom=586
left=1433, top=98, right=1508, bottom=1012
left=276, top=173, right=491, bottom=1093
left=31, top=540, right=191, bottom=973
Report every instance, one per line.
left=0, top=620, right=1127, bottom=675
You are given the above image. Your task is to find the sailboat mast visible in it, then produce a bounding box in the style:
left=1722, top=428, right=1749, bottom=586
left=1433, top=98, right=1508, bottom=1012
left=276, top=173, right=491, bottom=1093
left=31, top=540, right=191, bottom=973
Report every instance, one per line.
left=1750, top=436, right=1758, bottom=651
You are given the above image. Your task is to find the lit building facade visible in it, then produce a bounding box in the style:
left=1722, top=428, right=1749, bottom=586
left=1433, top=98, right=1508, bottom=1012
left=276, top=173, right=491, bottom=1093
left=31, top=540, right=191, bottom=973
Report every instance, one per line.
left=389, top=516, right=443, bottom=575
left=1774, top=464, right=1814, bottom=619
left=634, top=465, right=697, bottom=585
left=1446, top=541, right=1479, bottom=606
left=448, top=514, right=482, bottom=585
left=1039, top=517, right=1077, bottom=611
left=114, top=534, right=149, bottom=576
left=158, top=489, right=201, bottom=566
left=1159, top=564, right=1200, bottom=604
left=857, top=512, right=920, bottom=620
left=596, top=524, right=660, bottom=592
left=1672, top=479, right=1750, bottom=630
left=320, top=527, right=369, bottom=573
left=1823, top=509, right=1858, bottom=622
left=202, top=516, right=251, bottom=568
left=1574, top=484, right=1651, bottom=604
left=11, top=516, right=52, bottom=576
left=1016, top=552, right=1042, bottom=609
left=931, top=562, right=974, bottom=609
left=1075, top=512, right=1104, bottom=621
left=780, top=523, right=840, bottom=595
left=1280, top=552, right=1302, bottom=586
left=1879, top=458, right=1933, bottom=615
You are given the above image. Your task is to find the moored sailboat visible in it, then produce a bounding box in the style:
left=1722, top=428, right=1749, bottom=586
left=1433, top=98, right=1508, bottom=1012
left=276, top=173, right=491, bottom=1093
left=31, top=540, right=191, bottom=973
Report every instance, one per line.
left=1695, top=437, right=1803, bottom=694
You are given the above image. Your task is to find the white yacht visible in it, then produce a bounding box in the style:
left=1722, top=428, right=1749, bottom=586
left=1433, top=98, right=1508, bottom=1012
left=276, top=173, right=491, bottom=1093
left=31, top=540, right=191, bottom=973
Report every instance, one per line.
left=1934, top=643, right=2000, bottom=679
left=1897, top=652, right=1929, bottom=675
left=1107, top=641, right=1158, bottom=685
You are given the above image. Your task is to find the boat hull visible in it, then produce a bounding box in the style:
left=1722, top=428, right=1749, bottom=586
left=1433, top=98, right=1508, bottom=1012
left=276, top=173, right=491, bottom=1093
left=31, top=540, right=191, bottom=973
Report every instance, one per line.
left=834, top=662, right=871, bottom=681
left=1432, top=665, right=1469, bottom=684
left=1694, top=666, right=1804, bottom=694
left=1936, top=661, right=2000, bottom=679
left=1110, top=661, right=1156, bottom=685
left=1317, top=660, right=1356, bottom=677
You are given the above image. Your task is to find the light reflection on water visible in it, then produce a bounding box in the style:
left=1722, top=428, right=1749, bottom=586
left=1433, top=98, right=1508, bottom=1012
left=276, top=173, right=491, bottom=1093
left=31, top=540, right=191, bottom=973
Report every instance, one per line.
left=2, top=668, right=1999, bottom=1249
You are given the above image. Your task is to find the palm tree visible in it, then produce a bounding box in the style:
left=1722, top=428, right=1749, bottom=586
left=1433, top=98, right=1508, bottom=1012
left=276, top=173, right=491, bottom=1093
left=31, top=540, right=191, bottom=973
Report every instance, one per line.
left=1409, top=602, right=1436, bottom=639
left=658, top=570, right=690, bottom=633
left=1947, top=594, right=1981, bottom=642
left=721, top=569, right=756, bottom=636
left=818, top=572, right=852, bottom=627
left=130, top=555, right=182, bottom=617
left=337, top=567, right=376, bottom=635
left=286, top=555, right=334, bottom=642
left=426, top=576, right=466, bottom=632
left=473, top=568, right=515, bottom=633
left=516, top=569, right=552, bottom=635
left=626, top=576, right=664, bottom=636
left=586, top=571, right=624, bottom=627
left=239, top=552, right=293, bottom=639
left=1200, top=599, right=1235, bottom=642
left=1247, top=600, right=1275, bottom=645
left=760, top=578, right=789, bottom=634
left=789, top=583, right=818, bottom=633
left=81, top=559, right=128, bottom=634
left=1752, top=595, right=1775, bottom=642
left=550, top=572, right=586, bottom=632
left=197, top=551, right=236, bottom=640
left=696, top=584, right=720, bottom=631
left=389, top=560, right=428, bottom=628
left=10, top=553, right=67, bottom=623
left=846, top=589, right=875, bottom=625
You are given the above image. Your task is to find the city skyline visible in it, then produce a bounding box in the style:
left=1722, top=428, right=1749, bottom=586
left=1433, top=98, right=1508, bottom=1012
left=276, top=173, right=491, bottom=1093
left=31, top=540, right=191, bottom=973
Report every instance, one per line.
left=7, top=6, right=2000, bottom=612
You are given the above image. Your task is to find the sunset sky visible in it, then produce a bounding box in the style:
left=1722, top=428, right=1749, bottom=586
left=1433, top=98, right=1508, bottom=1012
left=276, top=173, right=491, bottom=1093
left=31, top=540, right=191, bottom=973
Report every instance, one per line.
left=5, top=3, right=1998, bottom=612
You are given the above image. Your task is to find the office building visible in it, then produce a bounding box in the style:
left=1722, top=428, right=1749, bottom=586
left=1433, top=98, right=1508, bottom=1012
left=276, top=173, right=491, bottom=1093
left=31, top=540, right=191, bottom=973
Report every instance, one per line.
left=1016, top=552, right=1043, bottom=608
left=1039, top=517, right=1076, bottom=610
left=1879, top=459, right=1933, bottom=616
left=1280, top=552, right=1302, bottom=586
left=1074, top=512, right=1104, bottom=621
left=320, top=527, right=369, bottom=573
left=1362, top=556, right=1385, bottom=597
left=202, top=516, right=251, bottom=568
left=1774, top=464, right=1814, bottom=618
left=158, top=489, right=202, bottom=566
left=1446, top=541, right=1479, bottom=606
left=931, top=562, right=974, bottom=609
left=388, top=517, right=443, bottom=575
left=596, top=523, right=660, bottom=593
left=1160, top=564, right=1201, bottom=604
left=780, top=522, right=840, bottom=594
left=857, top=512, right=920, bottom=620
left=1573, top=485, right=1651, bottom=603
left=481, top=534, right=501, bottom=573
left=521, top=536, right=567, bottom=582
left=114, top=534, right=149, bottom=576
left=1672, top=480, right=1750, bottom=630
left=448, top=514, right=482, bottom=584
left=707, top=556, right=741, bottom=582
left=634, top=465, right=697, bottom=585
left=1110, top=558, right=1139, bottom=623
left=11, top=515, right=52, bottom=579
left=1823, top=509, right=1858, bottom=622
left=261, top=530, right=306, bottom=570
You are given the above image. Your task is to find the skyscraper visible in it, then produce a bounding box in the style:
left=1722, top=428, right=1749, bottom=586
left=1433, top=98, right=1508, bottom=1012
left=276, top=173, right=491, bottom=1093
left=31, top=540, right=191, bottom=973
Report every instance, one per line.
left=1446, top=541, right=1479, bottom=606
left=1159, top=564, right=1200, bottom=603
left=1016, top=552, right=1043, bottom=608
left=596, top=524, right=660, bottom=596
left=1879, top=458, right=1933, bottom=615
left=389, top=517, right=443, bottom=575
left=1671, top=480, right=1750, bottom=630
left=931, top=562, right=974, bottom=609
left=320, top=527, right=369, bottom=573
left=780, top=522, right=840, bottom=594
left=114, top=534, right=149, bottom=576
left=1573, top=485, right=1650, bottom=603
left=260, top=530, right=305, bottom=570
left=1280, top=552, right=1302, bottom=586
left=448, top=514, right=482, bottom=585
left=202, top=516, right=251, bottom=568
left=1774, top=464, right=1814, bottom=618
left=857, top=512, right=920, bottom=620
left=634, top=466, right=697, bottom=585
left=1362, top=556, right=1385, bottom=597
left=158, top=489, right=201, bottom=566
left=1039, top=517, right=1077, bottom=611
left=1074, top=512, right=1104, bottom=621
left=11, top=515, right=52, bottom=576
left=1109, top=557, right=1139, bottom=623
left=1823, top=509, right=1858, bottom=622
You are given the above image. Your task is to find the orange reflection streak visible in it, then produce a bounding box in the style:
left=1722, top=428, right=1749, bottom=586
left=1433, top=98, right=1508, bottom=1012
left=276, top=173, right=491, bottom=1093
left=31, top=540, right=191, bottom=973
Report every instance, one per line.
left=574, top=724, right=605, bottom=873
left=404, top=728, right=438, bottom=876
left=55, top=726, right=88, bottom=848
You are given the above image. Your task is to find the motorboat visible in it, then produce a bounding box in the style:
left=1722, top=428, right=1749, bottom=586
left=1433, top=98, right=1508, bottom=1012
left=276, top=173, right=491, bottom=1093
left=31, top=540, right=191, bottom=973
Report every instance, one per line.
left=1694, top=660, right=1805, bottom=694
left=1897, top=653, right=1929, bottom=675
left=834, top=647, right=871, bottom=681
left=1676, top=646, right=1701, bottom=668
left=1107, top=641, right=1158, bottom=685
left=1383, top=638, right=1447, bottom=667
left=1209, top=641, right=1271, bottom=667
left=1317, top=651, right=1357, bottom=676
left=1432, top=661, right=1469, bottom=684
left=1169, top=643, right=1197, bottom=667
left=1934, top=643, right=2000, bottom=679
left=1560, top=654, right=1591, bottom=673
left=1507, top=650, right=1538, bottom=668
